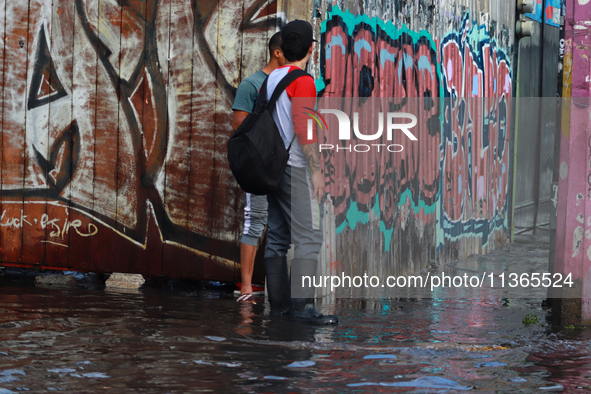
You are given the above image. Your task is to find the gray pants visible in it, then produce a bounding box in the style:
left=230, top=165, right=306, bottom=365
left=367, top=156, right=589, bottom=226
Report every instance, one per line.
left=264, top=166, right=323, bottom=260
left=241, top=193, right=268, bottom=246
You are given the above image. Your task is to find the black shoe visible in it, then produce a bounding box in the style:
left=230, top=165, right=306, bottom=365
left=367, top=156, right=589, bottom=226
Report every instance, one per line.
left=290, top=258, right=338, bottom=324
left=265, top=256, right=292, bottom=316
left=291, top=298, right=339, bottom=325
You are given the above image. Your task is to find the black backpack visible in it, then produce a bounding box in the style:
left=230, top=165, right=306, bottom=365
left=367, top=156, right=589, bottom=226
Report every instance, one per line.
left=227, top=69, right=308, bottom=195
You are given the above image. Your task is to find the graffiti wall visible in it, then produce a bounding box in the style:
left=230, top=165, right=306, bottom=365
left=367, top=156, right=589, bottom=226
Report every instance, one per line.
left=0, top=0, right=515, bottom=282
left=0, top=0, right=283, bottom=280
left=314, top=2, right=514, bottom=280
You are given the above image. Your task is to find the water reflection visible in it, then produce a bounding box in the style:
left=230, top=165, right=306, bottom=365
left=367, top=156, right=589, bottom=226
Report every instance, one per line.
left=0, top=270, right=590, bottom=391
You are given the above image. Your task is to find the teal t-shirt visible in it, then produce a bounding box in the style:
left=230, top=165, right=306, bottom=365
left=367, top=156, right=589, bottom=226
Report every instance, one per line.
left=232, top=70, right=268, bottom=113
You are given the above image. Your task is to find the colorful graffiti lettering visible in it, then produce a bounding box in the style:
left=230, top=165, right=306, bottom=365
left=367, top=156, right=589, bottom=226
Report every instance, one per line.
left=0, top=1, right=513, bottom=279
left=318, top=8, right=440, bottom=237
left=317, top=7, right=511, bottom=260
left=440, top=14, right=512, bottom=246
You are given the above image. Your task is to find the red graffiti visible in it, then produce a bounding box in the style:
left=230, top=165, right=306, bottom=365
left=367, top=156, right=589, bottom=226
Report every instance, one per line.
left=319, top=17, right=440, bottom=229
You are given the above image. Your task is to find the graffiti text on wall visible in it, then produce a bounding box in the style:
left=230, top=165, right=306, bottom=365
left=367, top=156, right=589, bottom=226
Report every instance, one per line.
left=317, top=7, right=511, bottom=252
left=440, top=14, right=512, bottom=246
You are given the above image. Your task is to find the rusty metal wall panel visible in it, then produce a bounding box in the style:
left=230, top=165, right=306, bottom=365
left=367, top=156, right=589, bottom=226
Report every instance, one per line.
left=0, top=0, right=283, bottom=280
left=161, top=0, right=194, bottom=279
left=1, top=0, right=33, bottom=265
left=22, top=0, right=47, bottom=267
left=65, top=0, right=93, bottom=273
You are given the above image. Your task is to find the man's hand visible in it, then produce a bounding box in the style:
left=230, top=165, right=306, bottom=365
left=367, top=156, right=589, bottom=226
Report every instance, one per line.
left=310, top=169, right=324, bottom=202
left=302, top=143, right=324, bottom=203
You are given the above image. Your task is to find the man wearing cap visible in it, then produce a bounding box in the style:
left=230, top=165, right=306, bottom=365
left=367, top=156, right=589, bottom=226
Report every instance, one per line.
left=263, top=20, right=338, bottom=325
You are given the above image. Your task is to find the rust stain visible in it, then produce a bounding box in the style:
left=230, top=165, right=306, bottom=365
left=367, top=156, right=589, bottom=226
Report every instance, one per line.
left=562, top=38, right=574, bottom=139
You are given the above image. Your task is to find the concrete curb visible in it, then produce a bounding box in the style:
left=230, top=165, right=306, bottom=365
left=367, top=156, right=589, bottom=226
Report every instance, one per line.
left=35, top=275, right=78, bottom=287
left=105, top=273, right=145, bottom=290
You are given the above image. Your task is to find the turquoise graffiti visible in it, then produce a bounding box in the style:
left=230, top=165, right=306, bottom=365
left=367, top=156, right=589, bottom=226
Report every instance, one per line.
left=317, top=7, right=441, bottom=254
left=317, top=7, right=511, bottom=255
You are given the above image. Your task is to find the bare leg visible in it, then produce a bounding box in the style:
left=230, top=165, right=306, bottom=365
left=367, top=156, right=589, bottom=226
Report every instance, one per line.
left=240, top=242, right=257, bottom=295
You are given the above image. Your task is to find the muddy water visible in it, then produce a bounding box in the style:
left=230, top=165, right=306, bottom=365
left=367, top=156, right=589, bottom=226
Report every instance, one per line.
left=0, top=268, right=589, bottom=393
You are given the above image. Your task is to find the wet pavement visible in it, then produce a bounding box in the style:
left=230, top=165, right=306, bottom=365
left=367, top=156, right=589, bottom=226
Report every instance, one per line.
left=1, top=235, right=591, bottom=392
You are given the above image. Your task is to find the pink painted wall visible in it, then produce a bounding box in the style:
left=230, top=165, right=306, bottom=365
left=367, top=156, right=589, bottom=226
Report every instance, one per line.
left=555, top=0, right=591, bottom=317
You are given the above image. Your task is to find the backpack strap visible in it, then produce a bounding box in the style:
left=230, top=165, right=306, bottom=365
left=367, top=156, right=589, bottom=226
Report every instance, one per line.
left=267, top=69, right=309, bottom=108
left=255, top=68, right=309, bottom=111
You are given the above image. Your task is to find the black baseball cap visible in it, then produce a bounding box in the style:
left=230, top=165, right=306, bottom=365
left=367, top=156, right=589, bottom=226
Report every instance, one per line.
left=281, top=20, right=317, bottom=46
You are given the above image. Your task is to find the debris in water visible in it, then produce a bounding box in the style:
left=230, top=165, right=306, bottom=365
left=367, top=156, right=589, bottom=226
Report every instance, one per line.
left=363, top=354, right=397, bottom=359
left=205, top=336, right=226, bottom=342
left=287, top=361, right=316, bottom=368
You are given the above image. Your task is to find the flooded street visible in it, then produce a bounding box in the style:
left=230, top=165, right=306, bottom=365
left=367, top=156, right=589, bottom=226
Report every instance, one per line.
left=1, top=236, right=590, bottom=392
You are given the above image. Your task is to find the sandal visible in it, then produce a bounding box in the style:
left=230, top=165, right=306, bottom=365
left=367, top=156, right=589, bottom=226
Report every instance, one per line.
left=236, top=293, right=256, bottom=304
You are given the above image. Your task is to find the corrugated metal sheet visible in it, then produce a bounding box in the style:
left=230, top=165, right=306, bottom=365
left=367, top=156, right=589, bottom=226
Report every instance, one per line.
left=0, top=0, right=283, bottom=280
left=0, top=0, right=529, bottom=282
left=313, top=1, right=515, bottom=287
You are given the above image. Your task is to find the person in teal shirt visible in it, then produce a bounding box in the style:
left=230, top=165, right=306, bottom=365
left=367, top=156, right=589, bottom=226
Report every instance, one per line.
left=232, top=32, right=285, bottom=303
